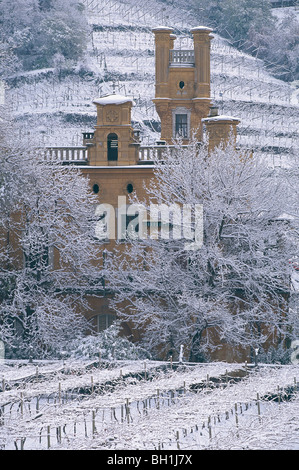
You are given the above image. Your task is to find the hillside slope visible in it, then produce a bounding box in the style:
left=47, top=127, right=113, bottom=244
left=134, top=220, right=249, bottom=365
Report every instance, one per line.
left=5, top=0, right=299, bottom=166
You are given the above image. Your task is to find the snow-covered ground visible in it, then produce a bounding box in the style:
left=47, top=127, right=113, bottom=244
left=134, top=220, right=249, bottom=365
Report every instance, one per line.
left=0, top=359, right=298, bottom=450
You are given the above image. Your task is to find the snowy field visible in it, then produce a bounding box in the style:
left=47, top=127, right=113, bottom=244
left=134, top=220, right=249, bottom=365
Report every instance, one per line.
left=0, top=359, right=298, bottom=450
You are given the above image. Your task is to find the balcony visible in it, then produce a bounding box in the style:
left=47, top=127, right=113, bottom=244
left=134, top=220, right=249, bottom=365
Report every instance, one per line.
left=43, top=147, right=88, bottom=164
left=138, top=144, right=189, bottom=163
left=169, top=50, right=195, bottom=67
left=41, top=144, right=190, bottom=165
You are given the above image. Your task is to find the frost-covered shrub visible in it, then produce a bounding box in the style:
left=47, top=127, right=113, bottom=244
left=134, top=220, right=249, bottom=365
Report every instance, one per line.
left=258, top=345, right=292, bottom=365
left=68, top=323, right=151, bottom=361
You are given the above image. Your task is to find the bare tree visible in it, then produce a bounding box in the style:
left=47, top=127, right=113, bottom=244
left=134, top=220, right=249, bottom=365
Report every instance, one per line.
left=107, top=138, right=297, bottom=361
left=0, top=110, right=101, bottom=358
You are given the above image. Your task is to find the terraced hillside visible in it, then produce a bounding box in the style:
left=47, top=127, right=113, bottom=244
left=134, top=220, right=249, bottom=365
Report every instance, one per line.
left=5, top=0, right=299, bottom=167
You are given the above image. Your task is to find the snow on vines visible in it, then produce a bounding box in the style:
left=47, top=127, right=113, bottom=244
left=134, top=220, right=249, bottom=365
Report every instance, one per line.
left=0, top=359, right=298, bottom=450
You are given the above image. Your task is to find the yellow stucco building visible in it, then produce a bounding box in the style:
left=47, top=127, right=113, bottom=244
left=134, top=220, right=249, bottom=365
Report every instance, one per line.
left=34, top=26, right=243, bottom=358
left=68, top=26, right=242, bottom=351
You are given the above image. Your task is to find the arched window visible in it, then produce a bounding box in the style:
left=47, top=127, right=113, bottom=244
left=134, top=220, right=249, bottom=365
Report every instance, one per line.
left=107, top=133, right=118, bottom=161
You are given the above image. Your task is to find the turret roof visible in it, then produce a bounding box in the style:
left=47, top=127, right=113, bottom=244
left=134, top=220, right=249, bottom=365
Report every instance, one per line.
left=93, top=94, right=134, bottom=106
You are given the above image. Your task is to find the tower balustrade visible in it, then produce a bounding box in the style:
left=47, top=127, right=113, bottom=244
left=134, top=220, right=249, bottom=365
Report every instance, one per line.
left=169, top=50, right=195, bottom=66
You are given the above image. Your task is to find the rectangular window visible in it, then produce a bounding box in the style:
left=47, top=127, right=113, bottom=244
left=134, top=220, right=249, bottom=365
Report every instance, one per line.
left=175, top=114, right=188, bottom=138
left=97, top=313, right=114, bottom=332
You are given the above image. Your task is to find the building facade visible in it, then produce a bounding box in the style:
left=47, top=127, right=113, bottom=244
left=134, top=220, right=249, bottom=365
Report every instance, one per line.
left=43, top=27, right=243, bottom=359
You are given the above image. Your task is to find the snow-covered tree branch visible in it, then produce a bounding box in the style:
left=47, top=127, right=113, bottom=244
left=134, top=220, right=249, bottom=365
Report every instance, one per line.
left=107, top=138, right=297, bottom=362
left=0, top=108, right=102, bottom=358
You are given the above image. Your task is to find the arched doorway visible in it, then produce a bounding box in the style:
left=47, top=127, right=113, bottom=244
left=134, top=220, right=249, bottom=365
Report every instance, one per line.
left=107, top=133, right=118, bottom=161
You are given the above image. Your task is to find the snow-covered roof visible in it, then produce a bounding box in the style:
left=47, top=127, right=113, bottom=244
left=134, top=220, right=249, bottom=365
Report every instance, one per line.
left=202, top=115, right=240, bottom=122
left=152, top=26, right=174, bottom=32
left=93, top=94, right=134, bottom=106
left=191, top=26, right=213, bottom=33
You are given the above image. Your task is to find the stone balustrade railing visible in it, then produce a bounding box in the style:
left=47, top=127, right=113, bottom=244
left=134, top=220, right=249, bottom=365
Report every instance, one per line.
left=169, top=50, right=195, bottom=66
left=138, top=145, right=167, bottom=162
left=138, top=144, right=190, bottom=162
left=42, top=144, right=189, bottom=164
left=44, top=147, right=88, bottom=163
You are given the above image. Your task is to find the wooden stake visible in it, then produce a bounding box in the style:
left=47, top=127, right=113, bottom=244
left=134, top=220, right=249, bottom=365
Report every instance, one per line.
left=56, top=426, right=61, bottom=444
left=257, top=393, right=261, bottom=416
left=176, top=430, right=180, bottom=449
left=234, top=403, right=238, bottom=426
left=208, top=417, right=212, bottom=439
left=0, top=406, right=4, bottom=426
left=126, top=398, right=130, bottom=424
left=92, top=410, right=96, bottom=436
left=47, top=425, right=50, bottom=449
left=277, top=386, right=280, bottom=404
left=20, top=392, right=23, bottom=416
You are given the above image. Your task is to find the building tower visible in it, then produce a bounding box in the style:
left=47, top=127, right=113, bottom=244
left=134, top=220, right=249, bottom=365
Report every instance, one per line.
left=85, top=93, right=140, bottom=166
left=202, top=107, right=241, bottom=152
left=152, top=26, right=213, bottom=144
